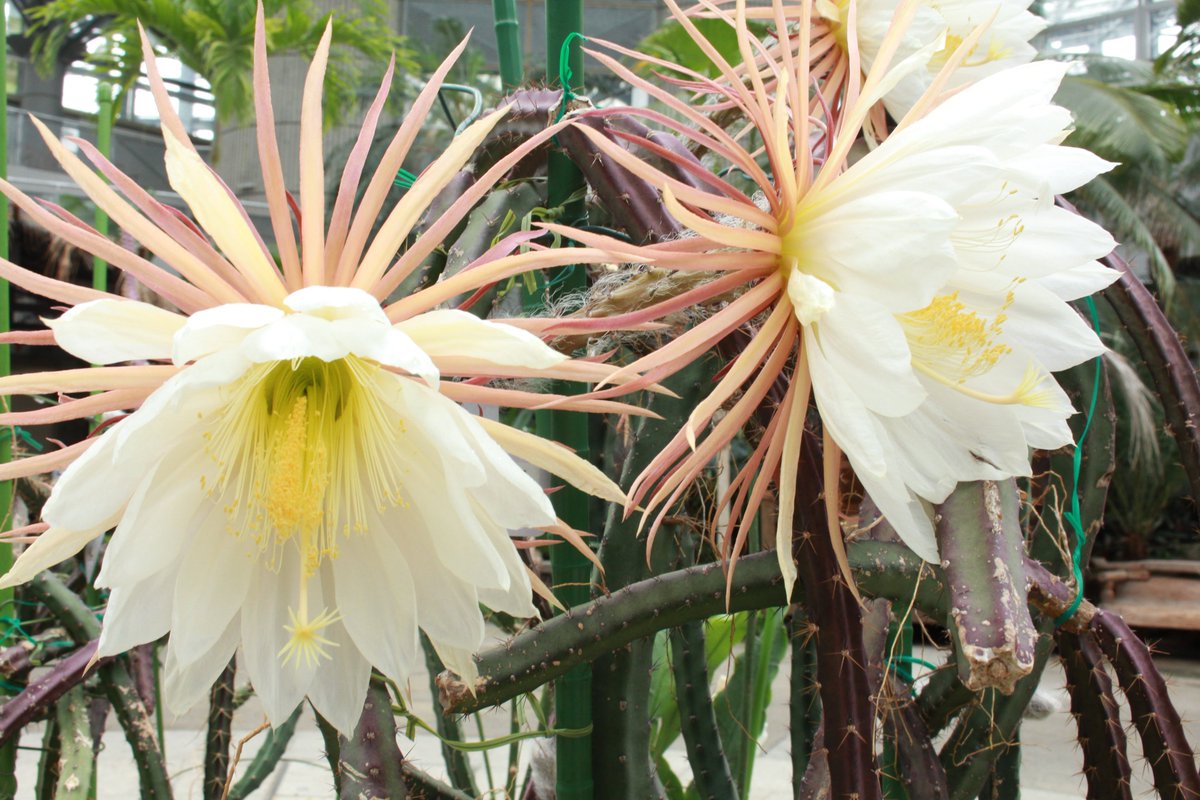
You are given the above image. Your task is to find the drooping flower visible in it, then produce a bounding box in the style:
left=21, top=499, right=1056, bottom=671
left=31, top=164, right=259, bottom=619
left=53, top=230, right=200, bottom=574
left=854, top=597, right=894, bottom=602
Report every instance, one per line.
left=0, top=8, right=641, bottom=734
left=552, top=0, right=1117, bottom=590
left=695, top=0, right=1045, bottom=123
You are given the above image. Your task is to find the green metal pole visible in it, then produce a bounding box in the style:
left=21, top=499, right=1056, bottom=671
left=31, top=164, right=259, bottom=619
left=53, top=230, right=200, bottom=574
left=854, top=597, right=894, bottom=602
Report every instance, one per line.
left=0, top=6, right=16, bottom=796
left=93, top=82, right=112, bottom=293
left=492, top=0, right=524, bottom=90
left=546, top=3, right=591, bottom=799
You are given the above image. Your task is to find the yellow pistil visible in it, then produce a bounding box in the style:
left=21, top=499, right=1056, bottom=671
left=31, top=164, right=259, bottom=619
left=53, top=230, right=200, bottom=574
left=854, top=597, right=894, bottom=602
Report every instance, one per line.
left=279, top=605, right=342, bottom=669
left=201, top=354, right=412, bottom=665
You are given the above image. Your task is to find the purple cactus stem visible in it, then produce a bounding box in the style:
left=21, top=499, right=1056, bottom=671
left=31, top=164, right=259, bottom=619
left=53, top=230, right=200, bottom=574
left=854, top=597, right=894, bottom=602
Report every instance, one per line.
left=935, top=480, right=1038, bottom=694
left=1058, top=630, right=1134, bottom=800
left=1090, top=609, right=1200, bottom=798
left=0, top=641, right=104, bottom=746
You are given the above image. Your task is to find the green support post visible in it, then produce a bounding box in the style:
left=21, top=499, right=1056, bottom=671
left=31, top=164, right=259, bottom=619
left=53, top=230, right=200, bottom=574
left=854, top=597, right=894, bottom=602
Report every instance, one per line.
left=0, top=7, right=15, bottom=796
left=492, top=0, right=524, bottom=90
left=93, top=82, right=112, bottom=293
left=546, top=3, right=591, bottom=798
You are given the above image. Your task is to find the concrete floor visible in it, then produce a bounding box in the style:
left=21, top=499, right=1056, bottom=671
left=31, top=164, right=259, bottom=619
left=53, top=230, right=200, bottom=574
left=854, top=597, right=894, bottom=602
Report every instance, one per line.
left=12, top=639, right=1200, bottom=799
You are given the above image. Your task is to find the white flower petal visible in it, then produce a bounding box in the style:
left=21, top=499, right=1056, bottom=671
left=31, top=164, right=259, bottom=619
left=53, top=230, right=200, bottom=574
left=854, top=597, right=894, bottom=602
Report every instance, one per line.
left=331, top=318, right=438, bottom=386
left=95, top=450, right=208, bottom=588
left=0, top=526, right=108, bottom=590
left=163, top=615, right=240, bottom=718
left=813, top=295, right=927, bottom=417
left=97, top=565, right=178, bottom=657
left=332, top=532, right=420, bottom=682
left=48, top=299, right=185, bottom=364
left=307, top=621, right=371, bottom=737
left=168, top=512, right=256, bottom=667
left=284, top=285, right=389, bottom=323
left=241, top=315, right=349, bottom=363
left=173, top=303, right=283, bottom=365
left=1036, top=262, right=1120, bottom=301
left=239, top=551, right=317, bottom=726
left=397, top=309, right=567, bottom=370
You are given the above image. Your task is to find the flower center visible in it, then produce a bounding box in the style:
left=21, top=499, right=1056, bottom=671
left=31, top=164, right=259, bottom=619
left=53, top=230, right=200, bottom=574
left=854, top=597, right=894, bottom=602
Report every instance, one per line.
left=899, top=291, right=1051, bottom=407
left=201, top=355, right=410, bottom=666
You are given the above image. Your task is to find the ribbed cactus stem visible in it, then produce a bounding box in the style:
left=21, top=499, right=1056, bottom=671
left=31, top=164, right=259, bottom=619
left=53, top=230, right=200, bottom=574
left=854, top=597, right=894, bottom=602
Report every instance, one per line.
left=420, top=635, right=478, bottom=796
left=915, top=662, right=974, bottom=738
left=53, top=684, right=94, bottom=800
left=337, top=681, right=407, bottom=799
left=557, top=116, right=682, bottom=243
left=792, top=440, right=881, bottom=800
left=590, top=368, right=707, bottom=798
left=883, top=679, right=948, bottom=800
left=670, top=622, right=738, bottom=800
left=202, top=658, right=236, bottom=800
left=26, top=572, right=173, bottom=798
left=0, top=642, right=102, bottom=745
left=227, top=706, right=302, bottom=800
left=1057, top=630, right=1133, bottom=800
left=940, top=632, right=1054, bottom=800
left=1083, top=219, right=1200, bottom=502
left=789, top=604, right=820, bottom=796
left=1090, top=609, right=1200, bottom=797
left=935, top=479, right=1037, bottom=694
left=438, top=551, right=787, bottom=714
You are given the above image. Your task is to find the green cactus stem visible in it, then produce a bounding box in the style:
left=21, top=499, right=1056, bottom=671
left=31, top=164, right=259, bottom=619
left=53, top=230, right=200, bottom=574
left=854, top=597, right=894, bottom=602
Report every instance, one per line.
left=25, top=572, right=173, bottom=799
left=591, top=367, right=707, bottom=800
left=54, top=684, right=94, bottom=800
left=437, top=551, right=786, bottom=714
left=935, top=480, right=1038, bottom=694
left=1057, top=631, right=1133, bottom=800
left=35, top=714, right=60, bottom=800
left=915, top=662, right=975, bottom=738
left=671, top=622, right=738, bottom=800
left=979, top=733, right=1020, bottom=800
left=337, top=681, right=408, bottom=799
left=202, top=658, right=236, bottom=800
left=792, top=439, right=881, bottom=800
left=884, top=679, right=948, bottom=800
left=401, top=762, right=475, bottom=799
left=940, top=631, right=1055, bottom=800
left=420, top=635, right=478, bottom=796
left=227, top=705, right=302, bottom=800
left=1090, top=609, right=1200, bottom=797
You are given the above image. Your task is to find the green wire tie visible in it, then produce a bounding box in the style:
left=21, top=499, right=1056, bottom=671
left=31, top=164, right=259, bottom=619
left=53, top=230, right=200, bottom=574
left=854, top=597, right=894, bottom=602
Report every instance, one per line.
left=1054, top=296, right=1102, bottom=627
left=555, top=32, right=588, bottom=123
left=393, top=168, right=417, bottom=191
left=13, top=427, right=43, bottom=453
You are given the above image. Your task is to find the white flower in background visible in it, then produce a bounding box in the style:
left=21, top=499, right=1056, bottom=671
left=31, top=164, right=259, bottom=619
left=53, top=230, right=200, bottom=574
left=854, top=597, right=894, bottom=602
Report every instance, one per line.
left=0, top=8, right=635, bottom=735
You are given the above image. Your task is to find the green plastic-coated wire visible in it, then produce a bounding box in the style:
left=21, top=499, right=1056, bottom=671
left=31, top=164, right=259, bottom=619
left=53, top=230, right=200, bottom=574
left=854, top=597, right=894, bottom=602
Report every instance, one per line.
left=1054, top=296, right=1103, bottom=627
left=555, top=32, right=588, bottom=122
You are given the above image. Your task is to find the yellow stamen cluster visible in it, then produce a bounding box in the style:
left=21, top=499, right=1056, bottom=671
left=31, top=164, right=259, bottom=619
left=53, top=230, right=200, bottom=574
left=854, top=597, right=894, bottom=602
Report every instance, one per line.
left=200, top=355, right=410, bottom=666
left=902, top=291, right=1052, bottom=408
left=902, top=292, right=1010, bottom=381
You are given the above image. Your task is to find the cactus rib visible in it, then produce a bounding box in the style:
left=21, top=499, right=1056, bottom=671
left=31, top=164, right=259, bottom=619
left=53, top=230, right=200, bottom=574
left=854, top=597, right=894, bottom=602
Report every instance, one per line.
left=671, top=622, right=739, bottom=800
left=1057, top=631, right=1133, bottom=800
left=792, top=439, right=882, bottom=800
left=203, top=658, right=236, bottom=800
left=1090, top=609, right=1200, bottom=798
left=25, top=572, right=173, bottom=799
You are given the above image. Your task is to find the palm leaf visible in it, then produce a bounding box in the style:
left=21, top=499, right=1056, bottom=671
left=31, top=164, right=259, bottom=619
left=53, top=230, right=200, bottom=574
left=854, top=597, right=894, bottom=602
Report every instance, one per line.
left=1056, top=76, right=1189, bottom=170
